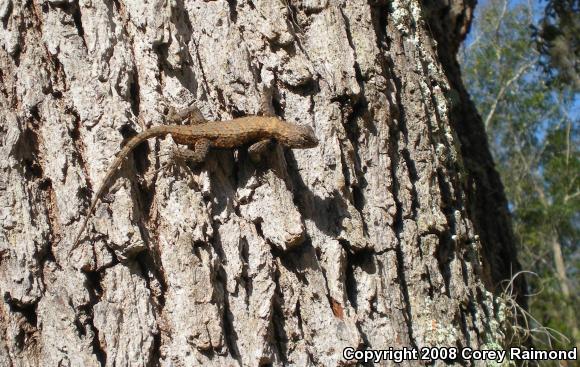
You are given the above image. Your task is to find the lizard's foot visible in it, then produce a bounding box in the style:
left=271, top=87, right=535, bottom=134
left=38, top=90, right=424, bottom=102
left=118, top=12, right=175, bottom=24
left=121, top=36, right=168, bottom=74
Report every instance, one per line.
left=149, top=139, right=211, bottom=179
left=150, top=136, right=211, bottom=175
left=145, top=159, right=172, bottom=181
left=165, top=104, right=206, bottom=125
left=145, top=156, right=194, bottom=184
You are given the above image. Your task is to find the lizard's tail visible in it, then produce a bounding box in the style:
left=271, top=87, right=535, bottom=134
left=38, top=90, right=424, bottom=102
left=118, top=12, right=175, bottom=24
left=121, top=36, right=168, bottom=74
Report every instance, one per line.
left=71, top=126, right=172, bottom=252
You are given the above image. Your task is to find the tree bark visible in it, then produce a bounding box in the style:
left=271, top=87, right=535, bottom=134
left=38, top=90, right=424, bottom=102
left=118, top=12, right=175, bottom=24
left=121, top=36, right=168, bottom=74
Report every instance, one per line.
left=0, top=0, right=524, bottom=365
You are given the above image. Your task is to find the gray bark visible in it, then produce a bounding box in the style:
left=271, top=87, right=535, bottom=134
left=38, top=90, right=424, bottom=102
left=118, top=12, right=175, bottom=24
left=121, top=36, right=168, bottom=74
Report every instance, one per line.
left=0, top=0, right=523, bottom=366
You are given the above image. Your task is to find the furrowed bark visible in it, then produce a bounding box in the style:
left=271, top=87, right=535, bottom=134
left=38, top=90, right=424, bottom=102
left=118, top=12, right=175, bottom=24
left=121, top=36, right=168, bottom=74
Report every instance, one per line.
left=0, top=0, right=523, bottom=365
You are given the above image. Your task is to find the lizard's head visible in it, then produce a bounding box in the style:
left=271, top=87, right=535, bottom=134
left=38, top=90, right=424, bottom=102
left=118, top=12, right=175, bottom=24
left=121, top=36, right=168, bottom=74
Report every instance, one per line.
left=276, top=120, right=319, bottom=149
left=292, top=125, right=319, bottom=148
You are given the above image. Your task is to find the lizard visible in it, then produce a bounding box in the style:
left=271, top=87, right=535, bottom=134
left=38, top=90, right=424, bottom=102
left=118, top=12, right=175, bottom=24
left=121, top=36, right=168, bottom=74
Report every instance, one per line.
left=71, top=107, right=318, bottom=252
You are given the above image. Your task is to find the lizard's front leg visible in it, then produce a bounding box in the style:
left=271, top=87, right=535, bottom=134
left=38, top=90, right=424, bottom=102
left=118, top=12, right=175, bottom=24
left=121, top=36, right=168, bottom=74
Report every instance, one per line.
left=248, top=139, right=275, bottom=163
left=259, top=86, right=276, bottom=117
left=249, top=87, right=278, bottom=163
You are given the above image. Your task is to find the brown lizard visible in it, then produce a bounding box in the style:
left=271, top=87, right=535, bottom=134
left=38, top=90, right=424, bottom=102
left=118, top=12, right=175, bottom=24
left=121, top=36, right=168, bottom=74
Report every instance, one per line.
left=71, top=111, right=318, bottom=251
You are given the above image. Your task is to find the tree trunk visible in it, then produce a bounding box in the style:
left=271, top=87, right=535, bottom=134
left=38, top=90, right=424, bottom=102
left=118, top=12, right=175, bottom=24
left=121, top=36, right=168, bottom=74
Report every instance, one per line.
left=0, top=0, right=524, bottom=365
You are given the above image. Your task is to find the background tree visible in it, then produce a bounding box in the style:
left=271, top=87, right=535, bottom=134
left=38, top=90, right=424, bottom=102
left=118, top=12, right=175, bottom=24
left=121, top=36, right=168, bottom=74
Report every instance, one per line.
left=1, top=0, right=525, bottom=365
left=534, top=0, right=579, bottom=88
left=461, top=0, right=579, bottom=352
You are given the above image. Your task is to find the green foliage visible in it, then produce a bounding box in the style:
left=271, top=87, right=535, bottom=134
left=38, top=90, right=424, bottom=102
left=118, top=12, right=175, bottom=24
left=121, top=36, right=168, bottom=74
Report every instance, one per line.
left=460, top=0, right=579, bottom=355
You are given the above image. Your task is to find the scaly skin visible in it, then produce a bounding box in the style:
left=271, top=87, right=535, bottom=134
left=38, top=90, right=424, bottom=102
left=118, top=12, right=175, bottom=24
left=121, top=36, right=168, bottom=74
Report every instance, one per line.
left=71, top=116, right=318, bottom=251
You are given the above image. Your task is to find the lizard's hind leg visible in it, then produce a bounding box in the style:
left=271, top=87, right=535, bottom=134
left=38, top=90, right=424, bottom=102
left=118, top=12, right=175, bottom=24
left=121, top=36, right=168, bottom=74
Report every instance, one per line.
left=166, top=104, right=206, bottom=125
left=169, top=139, right=211, bottom=165
left=148, top=139, right=211, bottom=180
